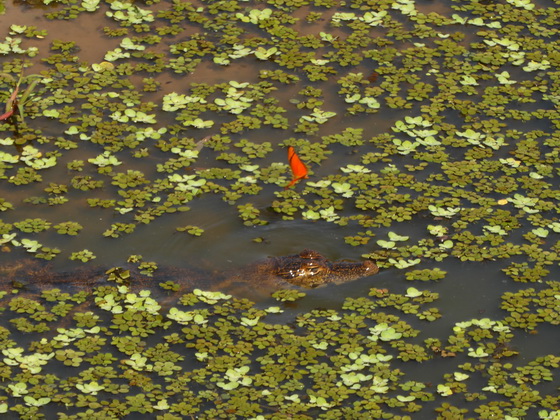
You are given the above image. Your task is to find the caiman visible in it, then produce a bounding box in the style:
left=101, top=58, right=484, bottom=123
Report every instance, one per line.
left=0, top=249, right=379, bottom=300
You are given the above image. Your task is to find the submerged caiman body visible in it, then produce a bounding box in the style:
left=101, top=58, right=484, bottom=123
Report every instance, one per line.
left=0, top=249, right=378, bottom=299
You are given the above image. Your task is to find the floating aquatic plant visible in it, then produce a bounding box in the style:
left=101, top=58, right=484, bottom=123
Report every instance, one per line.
left=0, top=0, right=559, bottom=417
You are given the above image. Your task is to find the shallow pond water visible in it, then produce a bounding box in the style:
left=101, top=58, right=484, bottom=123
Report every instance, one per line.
left=0, top=0, right=559, bottom=418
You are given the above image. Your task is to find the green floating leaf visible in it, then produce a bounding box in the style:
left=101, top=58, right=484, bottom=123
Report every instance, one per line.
left=437, top=384, right=453, bottom=396
left=388, top=232, right=409, bottom=241
left=405, top=287, right=423, bottom=298
left=532, top=227, right=548, bottom=238
left=454, top=372, right=469, bottom=381
left=377, top=240, right=396, bottom=249
left=24, top=396, right=51, bottom=407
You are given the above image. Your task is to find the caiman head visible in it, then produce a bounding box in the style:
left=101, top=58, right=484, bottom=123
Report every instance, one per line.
left=272, top=249, right=378, bottom=288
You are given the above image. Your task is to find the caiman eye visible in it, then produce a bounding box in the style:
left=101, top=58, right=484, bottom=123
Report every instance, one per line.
left=305, top=263, right=322, bottom=275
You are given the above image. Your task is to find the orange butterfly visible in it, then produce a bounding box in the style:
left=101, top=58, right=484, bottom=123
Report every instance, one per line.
left=285, top=146, right=308, bottom=189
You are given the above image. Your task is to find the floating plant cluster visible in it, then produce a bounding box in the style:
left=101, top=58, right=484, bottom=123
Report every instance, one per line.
left=0, top=0, right=558, bottom=418
left=0, top=274, right=556, bottom=418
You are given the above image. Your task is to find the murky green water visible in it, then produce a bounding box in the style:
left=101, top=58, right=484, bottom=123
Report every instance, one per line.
left=0, top=0, right=558, bottom=418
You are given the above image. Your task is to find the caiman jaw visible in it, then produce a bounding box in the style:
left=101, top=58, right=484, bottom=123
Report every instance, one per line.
left=326, top=260, right=379, bottom=285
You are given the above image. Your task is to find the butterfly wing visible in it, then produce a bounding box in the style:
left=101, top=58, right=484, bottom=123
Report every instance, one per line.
left=288, top=146, right=308, bottom=179
left=286, top=146, right=308, bottom=188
